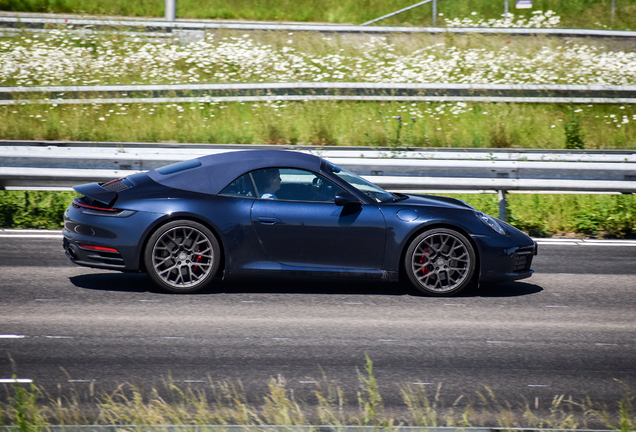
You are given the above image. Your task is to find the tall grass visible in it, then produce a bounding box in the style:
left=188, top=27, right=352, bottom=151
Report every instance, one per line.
left=1, top=360, right=635, bottom=429
left=1, top=101, right=634, bottom=149
left=4, top=378, right=48, bottom=432
left=0, top=0, right=634, bottom=29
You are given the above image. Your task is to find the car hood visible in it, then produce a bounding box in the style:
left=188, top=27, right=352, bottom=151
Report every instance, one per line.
left=396, top=194, right=475, bottom=211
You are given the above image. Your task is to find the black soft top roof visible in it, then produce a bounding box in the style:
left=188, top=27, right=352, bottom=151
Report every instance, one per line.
left=147, top=150, right=323, bottom=195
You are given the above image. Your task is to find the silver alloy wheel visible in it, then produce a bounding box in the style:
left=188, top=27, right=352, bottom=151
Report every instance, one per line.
left=409, top=230, right=473, bottom=294
left=151, top=225, right=214, bottom=289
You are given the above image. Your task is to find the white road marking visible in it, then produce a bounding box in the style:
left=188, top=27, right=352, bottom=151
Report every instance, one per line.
left=0, top=334, right=25, bottom=338
left=584, top=240, right=636, bottom=245
left=412, top=382, right=433, bottom=385
left=528, top=384, right=549, bottom=387
left=378, top=339, right=397, bottom=342
left=0, top=378, right=33, bottom=383
left=444, top=303, right=466, bottom=306
left=535, top=240, right=578, bottom=245
left=183, top=380, right=206, bottom=383
left=46, top=336, right=73, bottom=339
left=535, top=239, right=636, bottom=247
left=139, top=299, right=161, bottom=302
left=343, top=302, right=363, bottom=304
left=0, top=234, right=63, bottom=238
left=271, top=337, right=289, bottom=340
left=0, top=229, right=62, bottom=233
left=162, top=336, right=184, bottom=339
left=487, top=341, right=510, bottom=343
left=299, top=380, right=318, bottom=384
left=596, top=343, right=618, bottom=346
left=242, top=301, right=261, bottom=303
left=35, top=299, right=57, bottom=301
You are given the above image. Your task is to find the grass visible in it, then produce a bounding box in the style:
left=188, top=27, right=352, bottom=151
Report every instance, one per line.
left=1, top=190, right=635, bottom=238
left=2, top=29, right=635, bottom=88
left=1, top=357, right=635, bottom=430
left=1, top=101, right=634, bottom=149
left=0, top=0, right=635, bottom=29
left=0, top=28, right=633, bottom=150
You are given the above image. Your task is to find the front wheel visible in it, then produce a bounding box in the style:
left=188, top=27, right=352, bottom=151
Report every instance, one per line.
left=144, top=220, right=221, bottom=293
left=405, top=228, right=476, bottom=296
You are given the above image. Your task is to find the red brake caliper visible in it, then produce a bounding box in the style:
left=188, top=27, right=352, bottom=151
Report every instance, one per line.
left=192, top=250, right=202, bottom=272
left=419, top=247, right=430, bottom=275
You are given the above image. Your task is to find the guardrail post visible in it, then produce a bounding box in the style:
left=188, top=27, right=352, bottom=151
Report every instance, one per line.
left=165, top=0, right=176, bottom=21
left=432, top=0, right=437, bottom=25
left=498, top=190, right=508, bottom=222
left=504, top=0, right=509, bottom=18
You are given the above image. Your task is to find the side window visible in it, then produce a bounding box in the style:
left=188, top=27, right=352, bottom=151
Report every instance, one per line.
left=219, top=173, right=256, bottom=198
left=250, top=167, right=345, bottom=202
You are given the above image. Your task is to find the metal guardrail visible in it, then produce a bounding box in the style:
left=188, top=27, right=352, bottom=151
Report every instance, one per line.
left=1, top=15, right=635, bottom=38
left=3, top=83, right=636, bottom=105
left=2, top=142, right=635, bottom=220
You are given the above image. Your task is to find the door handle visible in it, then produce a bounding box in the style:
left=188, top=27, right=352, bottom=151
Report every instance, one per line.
left=257, top=217, right=282, bottom=225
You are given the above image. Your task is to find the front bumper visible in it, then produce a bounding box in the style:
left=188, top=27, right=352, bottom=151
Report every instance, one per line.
left=472, top=234, right=538, bottom=284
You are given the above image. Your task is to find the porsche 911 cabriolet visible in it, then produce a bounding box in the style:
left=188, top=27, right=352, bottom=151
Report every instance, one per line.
left=63, top=150, right=536, bottom=296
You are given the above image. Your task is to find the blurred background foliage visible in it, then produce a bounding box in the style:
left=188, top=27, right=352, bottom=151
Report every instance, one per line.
left=0, top=0, right=634, bottom=29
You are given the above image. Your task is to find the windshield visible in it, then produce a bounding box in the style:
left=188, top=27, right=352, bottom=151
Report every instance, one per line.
left=324, top=162, right=398, bottom=203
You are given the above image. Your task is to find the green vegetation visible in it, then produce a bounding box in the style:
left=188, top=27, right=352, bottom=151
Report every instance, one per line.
left=0, top=190, right=76, bottom=230
left=564, top=112, right=586, bottom=150
left=1, top=102, right=634, bottom=149
left=1, top=190, right=634, bottom=238
left=0, top=0, right=634, bottom=29
left=1, top=358, right=635, bottom=429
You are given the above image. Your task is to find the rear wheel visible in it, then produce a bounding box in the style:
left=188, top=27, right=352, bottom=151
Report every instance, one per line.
left=144, top=220, right=221, bottom=293
left=405, top=228, right=475, bottom=296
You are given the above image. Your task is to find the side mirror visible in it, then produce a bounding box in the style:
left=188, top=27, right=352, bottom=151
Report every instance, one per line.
left=335, top=191, right=360, bottom=207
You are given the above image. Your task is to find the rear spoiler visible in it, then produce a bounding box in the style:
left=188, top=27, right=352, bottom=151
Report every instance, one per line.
left=72, top=183, right=117, bottom=207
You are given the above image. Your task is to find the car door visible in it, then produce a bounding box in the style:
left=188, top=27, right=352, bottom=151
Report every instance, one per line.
left=250, top=168, right=386, bottom=269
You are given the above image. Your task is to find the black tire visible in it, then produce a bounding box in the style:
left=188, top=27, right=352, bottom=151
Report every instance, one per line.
left=144, top=220, right=221, bottom=293
left=405, top=228, right=476, bottom=296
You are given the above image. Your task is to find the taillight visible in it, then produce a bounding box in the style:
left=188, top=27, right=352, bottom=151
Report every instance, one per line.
left=73, top=199, right=119, bottom=212
left=72, top=198, right=135, bottom=218
left=79, top=244, right=119, bottom=253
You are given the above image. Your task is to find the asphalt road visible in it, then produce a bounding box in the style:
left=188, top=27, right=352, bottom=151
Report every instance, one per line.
left=1, top=234, right=635, bottom=416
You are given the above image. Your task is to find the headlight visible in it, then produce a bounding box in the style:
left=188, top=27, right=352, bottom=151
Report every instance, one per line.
left=475, top=211, right=506, bottom=235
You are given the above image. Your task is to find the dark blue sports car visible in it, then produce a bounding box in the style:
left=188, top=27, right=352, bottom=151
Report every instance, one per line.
left=63, top=150, right=536, bottom=296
